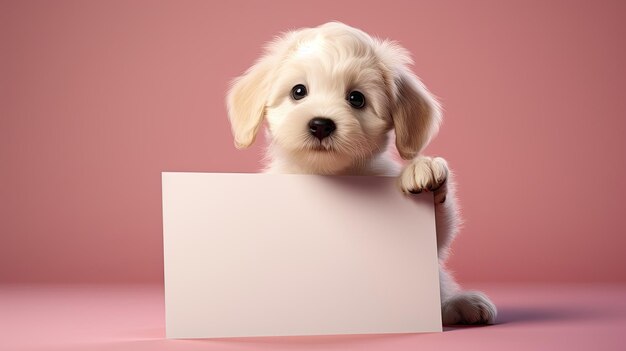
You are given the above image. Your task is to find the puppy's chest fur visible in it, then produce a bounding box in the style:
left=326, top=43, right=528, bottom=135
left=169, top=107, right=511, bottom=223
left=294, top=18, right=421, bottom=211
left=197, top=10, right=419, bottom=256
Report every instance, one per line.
left=264, top=151, right=402, bottom=177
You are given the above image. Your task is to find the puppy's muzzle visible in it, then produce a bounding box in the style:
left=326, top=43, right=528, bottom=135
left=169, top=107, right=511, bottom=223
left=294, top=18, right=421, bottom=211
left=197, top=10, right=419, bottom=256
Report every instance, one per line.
left=308, top=117, right=336, bottom=141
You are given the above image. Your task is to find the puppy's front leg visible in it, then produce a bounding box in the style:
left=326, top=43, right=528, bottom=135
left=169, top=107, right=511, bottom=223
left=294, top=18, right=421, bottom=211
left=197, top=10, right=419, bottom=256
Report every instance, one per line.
left=399, top=156, right=497, bottom=325
left=399, top=155, right=454, bottom=255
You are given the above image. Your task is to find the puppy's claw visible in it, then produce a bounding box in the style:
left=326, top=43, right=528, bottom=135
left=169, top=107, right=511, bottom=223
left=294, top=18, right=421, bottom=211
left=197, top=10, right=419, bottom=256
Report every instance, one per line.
left=430, top=177, right=447, bottom=192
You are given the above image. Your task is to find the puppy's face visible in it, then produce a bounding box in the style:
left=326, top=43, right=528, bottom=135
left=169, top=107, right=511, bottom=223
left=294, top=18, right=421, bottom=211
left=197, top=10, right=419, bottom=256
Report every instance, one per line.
left=264, top=40, right=392, bottom=173
left=227, top=22, right=442, bottom=174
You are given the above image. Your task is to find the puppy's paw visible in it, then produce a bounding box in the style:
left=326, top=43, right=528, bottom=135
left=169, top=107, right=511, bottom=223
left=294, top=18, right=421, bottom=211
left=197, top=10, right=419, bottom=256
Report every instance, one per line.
left=441, top=291, right=497, bottom=325
left=399, top=156, right=448, bottom=202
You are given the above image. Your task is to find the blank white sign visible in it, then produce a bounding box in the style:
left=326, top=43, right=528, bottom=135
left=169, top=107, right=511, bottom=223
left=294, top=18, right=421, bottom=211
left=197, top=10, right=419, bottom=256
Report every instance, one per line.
left=162, top=172, right=442, bottom=338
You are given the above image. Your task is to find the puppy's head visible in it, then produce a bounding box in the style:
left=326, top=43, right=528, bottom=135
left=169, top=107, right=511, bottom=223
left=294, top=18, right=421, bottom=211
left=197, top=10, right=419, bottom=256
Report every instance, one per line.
left=227, top=22, right=441, bottom=173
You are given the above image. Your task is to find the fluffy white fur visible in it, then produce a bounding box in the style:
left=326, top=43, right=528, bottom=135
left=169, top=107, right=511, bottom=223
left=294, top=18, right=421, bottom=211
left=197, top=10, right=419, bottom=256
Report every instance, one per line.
left=227, top=22, right=496, bottom=325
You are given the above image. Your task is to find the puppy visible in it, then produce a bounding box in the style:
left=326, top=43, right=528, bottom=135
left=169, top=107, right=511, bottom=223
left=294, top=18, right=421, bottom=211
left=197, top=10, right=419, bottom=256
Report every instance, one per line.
left=226, top=22, right=496, bottom=325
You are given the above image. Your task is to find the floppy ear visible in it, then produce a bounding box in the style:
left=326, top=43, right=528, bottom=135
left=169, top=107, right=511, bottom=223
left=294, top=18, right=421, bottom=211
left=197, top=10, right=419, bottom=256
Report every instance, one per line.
left=391, top=70, right=442, bottom=159
left=378, top=41, right=442, bottom=160
left=226, top=52, right=277, bottom=149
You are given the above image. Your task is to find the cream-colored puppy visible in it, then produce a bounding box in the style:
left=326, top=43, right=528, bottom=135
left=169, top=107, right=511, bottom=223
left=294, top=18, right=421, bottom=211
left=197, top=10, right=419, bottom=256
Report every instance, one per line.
left=227, top=22, right=496, bottom=325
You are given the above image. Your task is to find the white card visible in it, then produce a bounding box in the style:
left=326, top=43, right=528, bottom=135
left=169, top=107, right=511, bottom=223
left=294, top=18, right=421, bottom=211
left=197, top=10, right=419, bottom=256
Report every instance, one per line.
left=162, top=172, right=442, bottom=338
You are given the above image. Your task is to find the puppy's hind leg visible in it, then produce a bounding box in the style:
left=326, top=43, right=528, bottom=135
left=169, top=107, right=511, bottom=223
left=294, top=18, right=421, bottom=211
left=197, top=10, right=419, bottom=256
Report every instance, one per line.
left=439, top=267, right=497, bottom=325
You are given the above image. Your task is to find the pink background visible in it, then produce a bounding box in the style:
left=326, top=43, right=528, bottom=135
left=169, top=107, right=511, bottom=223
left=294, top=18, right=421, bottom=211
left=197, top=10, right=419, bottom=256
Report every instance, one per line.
left=2, top=0, right=625, bottom=285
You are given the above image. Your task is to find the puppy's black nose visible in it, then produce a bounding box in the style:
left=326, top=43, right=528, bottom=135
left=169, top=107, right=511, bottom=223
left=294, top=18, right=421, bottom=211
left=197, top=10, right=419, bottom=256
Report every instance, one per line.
left=308, top=117, right=336, bottom=140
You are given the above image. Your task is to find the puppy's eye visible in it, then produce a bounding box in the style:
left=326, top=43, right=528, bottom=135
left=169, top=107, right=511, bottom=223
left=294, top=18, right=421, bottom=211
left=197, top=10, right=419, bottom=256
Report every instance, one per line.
left=291, top=84, right=308, bottom=100
left=347, top=91, right=365, bottom=109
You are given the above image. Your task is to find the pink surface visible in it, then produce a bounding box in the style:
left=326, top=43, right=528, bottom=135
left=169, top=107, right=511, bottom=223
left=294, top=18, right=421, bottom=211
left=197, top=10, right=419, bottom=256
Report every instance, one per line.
left=2, top=1, right=626, bottom=284
left=2, top=283, right=625, bottom=350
